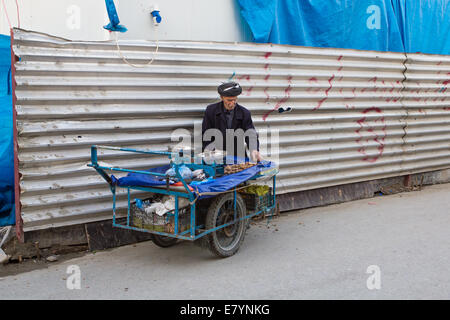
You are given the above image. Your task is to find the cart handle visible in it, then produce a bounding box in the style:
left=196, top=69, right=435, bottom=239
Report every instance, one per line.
left=89, top=145, right=167, bottom=177
left=88, top=145, right=196, bottom=199
left=94, top=145, right=172, bottom=157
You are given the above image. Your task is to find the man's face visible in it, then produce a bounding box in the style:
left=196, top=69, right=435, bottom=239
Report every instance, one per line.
left=221, top=96, right=238, bottom=111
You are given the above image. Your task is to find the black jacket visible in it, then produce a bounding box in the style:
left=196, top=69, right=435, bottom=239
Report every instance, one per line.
left=201, top=101, right=259, bottom=157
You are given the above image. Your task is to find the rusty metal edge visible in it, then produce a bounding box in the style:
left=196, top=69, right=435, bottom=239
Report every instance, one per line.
left=11, top=28, right=23, bottom=243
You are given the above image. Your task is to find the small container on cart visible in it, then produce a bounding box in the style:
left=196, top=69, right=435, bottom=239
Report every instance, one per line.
left=88, top=145, right=278, bottom=257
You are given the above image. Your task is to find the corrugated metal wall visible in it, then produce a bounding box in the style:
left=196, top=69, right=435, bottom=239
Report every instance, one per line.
left=402, top=53, right=450, bottom=178
left=12, top=29, right=450, bottom=231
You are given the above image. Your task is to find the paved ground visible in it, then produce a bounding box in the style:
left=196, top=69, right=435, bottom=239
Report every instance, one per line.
left=1, top=183, right=449, bottom=300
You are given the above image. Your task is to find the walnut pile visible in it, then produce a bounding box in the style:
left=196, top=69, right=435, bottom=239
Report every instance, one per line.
left=224, top=162, right=256, bottom=174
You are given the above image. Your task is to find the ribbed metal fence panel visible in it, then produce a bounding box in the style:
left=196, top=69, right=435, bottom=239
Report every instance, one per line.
left=11, top=29, right=449, bottom=231
left=402, top=53, right=450, bottom=180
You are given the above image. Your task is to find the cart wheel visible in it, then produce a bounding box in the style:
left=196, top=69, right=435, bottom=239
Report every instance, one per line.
left=205, top=193, right=247, bottom=258
left=151, top=234, right=178, bottom=248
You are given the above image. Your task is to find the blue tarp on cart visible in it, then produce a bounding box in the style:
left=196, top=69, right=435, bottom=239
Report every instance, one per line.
left=192, top=160, right=276, bottom=198
left=0, top=34, right=15, bottom=227
left=238, top=0, right=450, bottom=55
left=113, top=164, right=171, bottom=188
left=113, top=157, right=277, bottom=199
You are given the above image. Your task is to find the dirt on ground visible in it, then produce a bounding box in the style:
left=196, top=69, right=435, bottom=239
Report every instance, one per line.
left=1, top=249, right=89, bottom=278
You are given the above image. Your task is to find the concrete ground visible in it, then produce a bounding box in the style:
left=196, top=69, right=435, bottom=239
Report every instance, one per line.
left=1, top=183, right=449, bottom=300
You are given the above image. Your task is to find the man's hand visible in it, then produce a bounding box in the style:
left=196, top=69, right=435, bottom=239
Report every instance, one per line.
left=251, top=150, right=262, bottom=163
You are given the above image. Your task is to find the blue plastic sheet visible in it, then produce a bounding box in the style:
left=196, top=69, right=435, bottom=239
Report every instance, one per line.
left=113, top=157, right=276, bottom=199
left=103, top=0, right=128, bottom=32
left=394, top=0, right=450, bottom=55
left=193, top=160, right=275, bottom=198
left=238, top=0, right=450, bottom=55
left=0, top=34, right=15, bottom=227
left=112, top=164, right=171, bottom=188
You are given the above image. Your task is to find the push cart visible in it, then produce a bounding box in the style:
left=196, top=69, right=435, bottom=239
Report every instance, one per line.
left=88, top=145, right=278, bottom=258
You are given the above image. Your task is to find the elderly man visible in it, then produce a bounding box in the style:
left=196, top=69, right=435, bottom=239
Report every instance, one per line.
left=202, top=82, right=262, bottom=163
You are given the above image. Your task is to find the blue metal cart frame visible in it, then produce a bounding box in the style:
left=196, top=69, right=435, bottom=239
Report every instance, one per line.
left=88, top=145, right=278, bottom=242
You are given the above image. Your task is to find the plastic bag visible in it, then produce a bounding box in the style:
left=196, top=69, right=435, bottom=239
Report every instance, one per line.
left=165, top=165, right=193, bottom=180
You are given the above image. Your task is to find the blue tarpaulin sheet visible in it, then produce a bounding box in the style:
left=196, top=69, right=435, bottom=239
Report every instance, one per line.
left=193, top=160, right=275, bottom=197
left=113, top=157, right=276, bottom=199
left=237, top=0, right=450, bottom=55
left=394, top=0, right=450, bottom=55
left=113, top=164, right=171, bottom=188
left=0, top=34, right=14, bottom=227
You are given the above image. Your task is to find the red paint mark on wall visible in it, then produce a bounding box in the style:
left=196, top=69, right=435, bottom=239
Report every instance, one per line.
left=237, top=74, right=253, bottom=96
left=337, top=55, right=343, bottom=61
left=369, top=77, right=378, bottom=92
left=238, top=75, right=250, bottom=81
left=263, top=76, right=293, bottom=121
left=325, top=74, right=335, bottom=96
left=310, top=74, right=335, bottom=111
left=262, top=52, right=272, bottom=103
left=355, top=107, right=386, bottom=163
left=263, top=87, right=292, bottom=120
left=443, top=79, right=450, bottom=85
left=314, top=98, right=327, bottom=111
left=309, top=77, right=320, bottom=93
left=280, top=87, right=292, bottom=104
left=264, top=87, right=270, bottom=102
